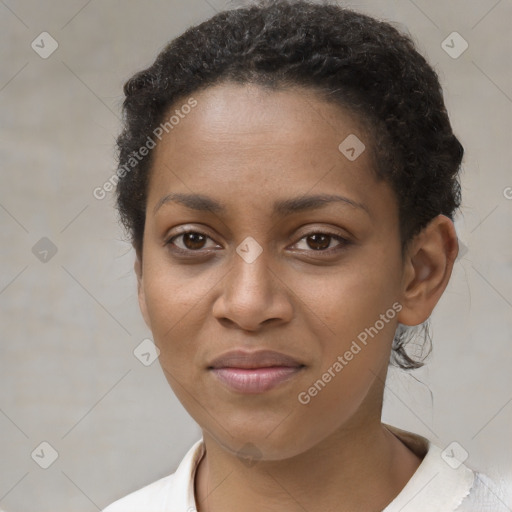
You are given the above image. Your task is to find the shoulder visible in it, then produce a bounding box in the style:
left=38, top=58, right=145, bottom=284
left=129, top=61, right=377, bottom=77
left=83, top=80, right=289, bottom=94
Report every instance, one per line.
left=383, top=425, right=473, bottom=511
left=102, top=438, right=205, bottom=512
left=455, top=471, right=511, bottom=511
left=102, top=473, right=176, bottom=512
left=383, top=424, right=510, bottom=512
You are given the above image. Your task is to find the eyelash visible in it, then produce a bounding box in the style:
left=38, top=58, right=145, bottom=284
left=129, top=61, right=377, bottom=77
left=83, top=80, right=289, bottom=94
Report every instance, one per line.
left=165, top=229, right=350, bottom=257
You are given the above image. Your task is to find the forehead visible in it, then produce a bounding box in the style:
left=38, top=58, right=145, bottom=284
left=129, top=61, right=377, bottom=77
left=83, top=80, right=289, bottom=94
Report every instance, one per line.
left=147, top=82, right=393, bottom=220
left=156, top=82, right=368, bottom=151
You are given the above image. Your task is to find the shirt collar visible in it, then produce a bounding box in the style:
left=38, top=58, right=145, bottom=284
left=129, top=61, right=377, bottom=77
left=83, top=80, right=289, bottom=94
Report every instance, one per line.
left=382, top=423, right=475, bottom=511
left=175, top=425, right=474, bottom=512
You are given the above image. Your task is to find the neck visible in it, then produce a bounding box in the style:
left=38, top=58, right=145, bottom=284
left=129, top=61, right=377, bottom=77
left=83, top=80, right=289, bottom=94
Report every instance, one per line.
left=194, top=419, right=423, bottom=512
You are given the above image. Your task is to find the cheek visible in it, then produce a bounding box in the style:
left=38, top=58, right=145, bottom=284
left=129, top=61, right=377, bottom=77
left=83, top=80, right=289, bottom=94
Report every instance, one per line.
left=143, top=271, right=209, bottom=408
left=293, top=257, right=402, bottom=344
left=142, top=261, right=214, bottom=367
left=292, top=278, right=399, bottom=443
left=289, top=255, right=401, bottom=394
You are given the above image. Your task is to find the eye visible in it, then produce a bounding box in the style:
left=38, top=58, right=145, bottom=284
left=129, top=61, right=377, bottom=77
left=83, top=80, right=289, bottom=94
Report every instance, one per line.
left=165, top=230, right=219, bottom=254
left=165, top=229, right=350, bottom=256
left=292, top=231, right=349, bottom=254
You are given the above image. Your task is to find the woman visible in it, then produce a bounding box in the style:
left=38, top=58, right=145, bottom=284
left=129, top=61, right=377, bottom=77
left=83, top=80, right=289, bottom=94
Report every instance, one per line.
left=103, top=1, right=506, bottom=510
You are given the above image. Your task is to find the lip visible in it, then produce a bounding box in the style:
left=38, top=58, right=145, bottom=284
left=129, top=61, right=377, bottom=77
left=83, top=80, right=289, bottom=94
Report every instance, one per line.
left=208, top=349, right=304, bottom=369
left=208, top=350, right=305, bottom=394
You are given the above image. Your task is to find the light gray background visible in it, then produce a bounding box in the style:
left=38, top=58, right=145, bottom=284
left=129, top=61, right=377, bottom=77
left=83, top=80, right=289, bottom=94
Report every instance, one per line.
left=1, top=0, right=511, bottom=511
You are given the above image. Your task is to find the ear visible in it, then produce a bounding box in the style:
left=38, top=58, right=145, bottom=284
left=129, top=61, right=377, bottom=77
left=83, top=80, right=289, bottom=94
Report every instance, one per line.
left=134, top=253, right=152, bottom=330
left=397, top=214, right=459, bottom=326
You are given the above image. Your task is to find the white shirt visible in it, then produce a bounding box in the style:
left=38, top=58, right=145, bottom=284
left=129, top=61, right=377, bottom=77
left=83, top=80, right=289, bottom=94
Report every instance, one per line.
left=103, top=424, right=509, bottom=512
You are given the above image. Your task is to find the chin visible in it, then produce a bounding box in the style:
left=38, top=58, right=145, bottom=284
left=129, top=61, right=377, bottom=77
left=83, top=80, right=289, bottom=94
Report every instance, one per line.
left=203, top=414, right=327, bottom=462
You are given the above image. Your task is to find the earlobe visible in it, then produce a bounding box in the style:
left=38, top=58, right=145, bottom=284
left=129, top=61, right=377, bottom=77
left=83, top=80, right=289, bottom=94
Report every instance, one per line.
left=134, top=255, right=152, bottom=330
left=397, top=215, right=459, bottom=326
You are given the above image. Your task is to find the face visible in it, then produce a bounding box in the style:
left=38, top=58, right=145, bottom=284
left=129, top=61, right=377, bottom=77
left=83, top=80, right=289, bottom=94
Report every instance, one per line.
left=136, top=83, right=408, bottom=460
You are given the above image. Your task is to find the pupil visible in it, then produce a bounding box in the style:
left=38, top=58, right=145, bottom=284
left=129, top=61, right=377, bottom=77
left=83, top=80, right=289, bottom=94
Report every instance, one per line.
left=185, top=233, right=205, bottom=250
left=309, top=234, right=329, bottom=250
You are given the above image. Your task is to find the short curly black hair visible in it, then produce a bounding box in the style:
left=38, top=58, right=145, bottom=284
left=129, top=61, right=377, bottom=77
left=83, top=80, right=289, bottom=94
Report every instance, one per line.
left=114, top=0, right=463, bottom=370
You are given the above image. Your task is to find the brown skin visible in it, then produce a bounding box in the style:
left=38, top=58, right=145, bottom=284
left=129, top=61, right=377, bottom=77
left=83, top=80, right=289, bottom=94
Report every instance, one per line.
left=134, top=83, right=459, bottom=512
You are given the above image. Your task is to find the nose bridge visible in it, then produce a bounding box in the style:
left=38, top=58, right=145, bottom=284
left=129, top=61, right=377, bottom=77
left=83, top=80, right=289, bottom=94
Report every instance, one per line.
left=212, top=233, right=292, bottom=330
left=229, top=235, right=274, bottom=298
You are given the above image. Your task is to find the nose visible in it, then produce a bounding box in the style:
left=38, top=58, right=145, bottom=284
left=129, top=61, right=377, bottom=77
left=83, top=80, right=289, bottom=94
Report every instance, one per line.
left=212, top=243, right=294, bottom=332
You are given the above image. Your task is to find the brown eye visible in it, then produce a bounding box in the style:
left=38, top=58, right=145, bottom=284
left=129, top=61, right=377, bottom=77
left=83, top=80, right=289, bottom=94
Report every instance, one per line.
left=306, top=233, right=332, bottom=251
left=181, top=232, right=207, bottom=250
left=166, top=231, right=217, bottom=253
left=293, top=231, right=349, bottom=254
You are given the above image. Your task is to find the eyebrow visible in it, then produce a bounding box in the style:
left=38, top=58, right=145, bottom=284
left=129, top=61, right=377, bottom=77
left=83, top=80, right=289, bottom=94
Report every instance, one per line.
left=152, top=192, right=370, bottom=217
